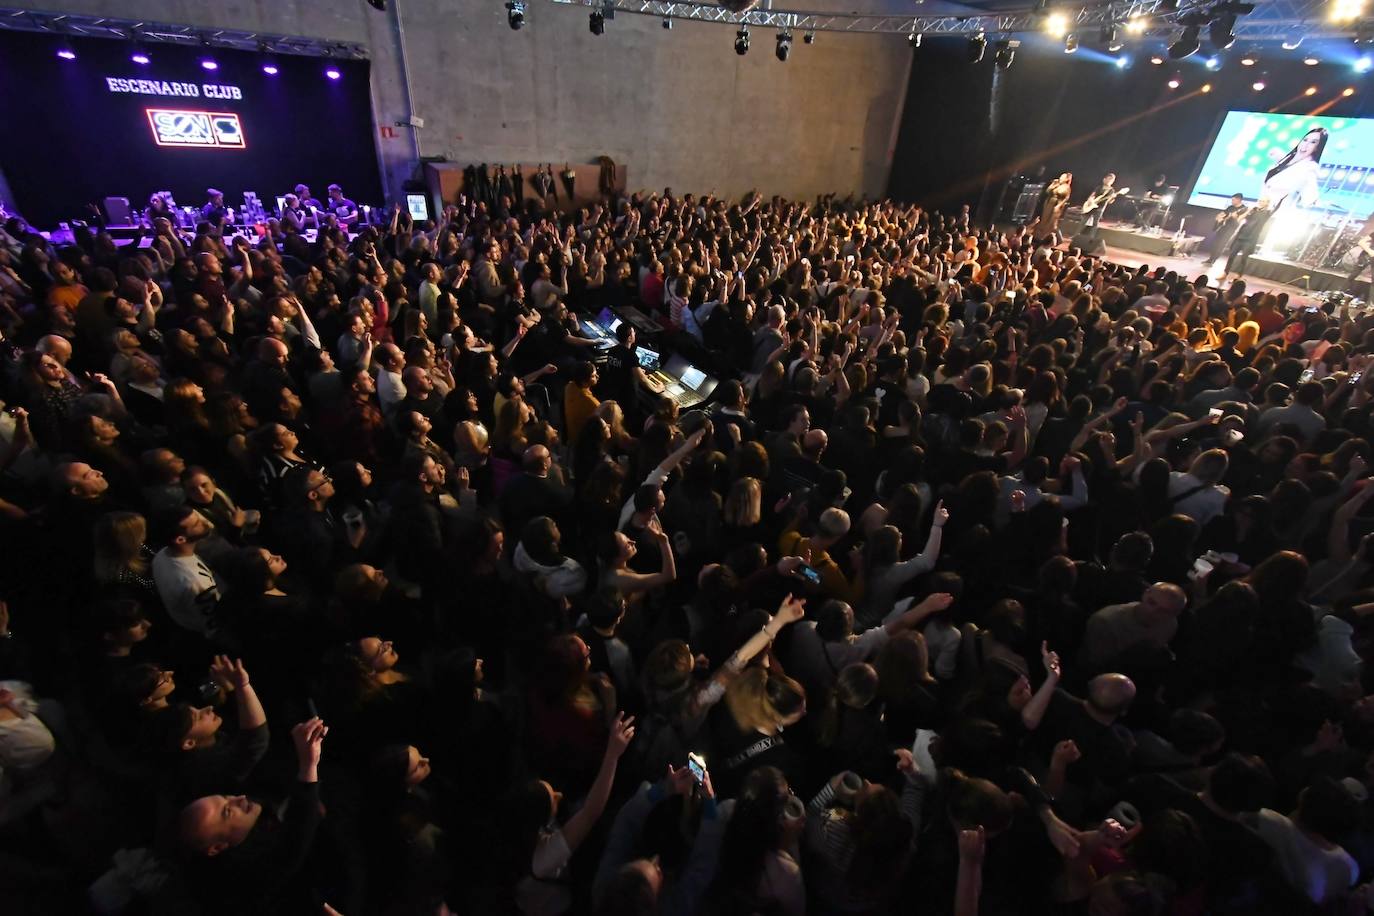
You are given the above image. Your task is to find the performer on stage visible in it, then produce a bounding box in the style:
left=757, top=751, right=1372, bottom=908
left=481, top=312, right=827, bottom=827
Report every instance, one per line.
left=200, top=188, right=228, bottom=228
left=293, top=184, right=324, bottom=214
left=1203, top=193, right=1248, bottom=260
left=1080, top=173, right=1122, bottom=238
left=1347, top=226, right=1374, bottom=302
left=147, top=191, right=176, bottom=224
left=280, top=193, right=313, bottom=232
left=1225, top=198, right=1272, bottom=284
left=1037, top=173, right=1072, bottom=237
left=1262, top=127, right=1326, bottom=217
left=1135, top=174, right=1169, bottom=230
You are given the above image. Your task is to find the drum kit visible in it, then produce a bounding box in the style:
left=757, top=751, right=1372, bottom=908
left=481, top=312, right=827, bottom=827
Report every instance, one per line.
left=1282, top=203, right=1372, bottom=270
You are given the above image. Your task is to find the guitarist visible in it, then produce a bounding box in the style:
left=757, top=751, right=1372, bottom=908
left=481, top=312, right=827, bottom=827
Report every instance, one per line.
left=1080, top=173, right=1124, bottom=238
left=1204, top=193, right=1248, bottom=260
left=1348, top=226, right=1374, bottom=302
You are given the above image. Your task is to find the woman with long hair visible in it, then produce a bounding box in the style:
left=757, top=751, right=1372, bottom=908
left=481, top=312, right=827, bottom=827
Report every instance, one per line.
left=875, top=630, right=942, bottom=745
left=93, top=511, right=157, bottom=601
left=708, top=765, right=807, bottom=916
left=711, top=665, right=809, bottom=800
left=803, top=766, right=918, bottom=914
left=813, top=662, right=890, bottom=782
left=1262, top=127, right=1327, bottom=216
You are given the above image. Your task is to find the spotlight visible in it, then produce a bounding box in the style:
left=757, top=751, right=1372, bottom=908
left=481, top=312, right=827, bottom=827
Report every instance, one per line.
left=200, top=57, right=219, bottom=71
left=1344, top=87, right=1356, bottom=96
left=1064, top=33, right=1079, bottom=53
left=1282, top=36, right=1303, bottom=50
left=1150, top=54, right=1165, bottom=64
left=1201, top=82, right=1212, bottom=92
left=662, top=17, right=671, bottom=28
left=803, top=31, right=815, bottom=44
left=589, top=9, right=605, bottom=35
left=1046, top=12, right=1070, bottom=36
left=1115, top=55, right=1129, bottom=68
left=1168, top=26, right=1200, bottom=59
left=1240, top=53, right=1256, bottom=65
left=735, top=26, right=750, bottom=55
left=325, top=66, right=342, bottom=80
left=1101, top=25, right=1123, bottom=51
left=56, top=43, right=76, bottom=60
left=1304, top=55, right=1320, bottom=65
left=909, top=31, right=922, bottom=48
left=1125, top=14, right=1148, bottom=33
left=506, top=1, right=526, bottom=30
left=1305, top=85, right=1318, bottom=95
left=367, top=0, right=387, bottom=9
left=775, top=30, right=792, bottom=61
left=1251, top=78, right=1265, bottom=90
left=1168, top=75, right=1181, bottom=88
left=967, top=32, right=987, bottom=63
left=1205, top=55, right=1221, bottom=69
left=994, top=39, right=1018, bottom=70
left=262, top=60, right=279, bottom=75
left=1209, top=13, right=1236, bottom=50
left=1331, top=0, right=1365, bottom=22
left=1357, top=55, right=1373, bottom=73
left=131, top=46, right=151, bottom=65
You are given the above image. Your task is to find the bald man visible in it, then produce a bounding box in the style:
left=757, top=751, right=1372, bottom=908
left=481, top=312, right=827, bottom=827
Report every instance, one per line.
left=35, top=335, right=79, bottom=385
left=1040, top=673, right=1137, bottom=792
left=1082, top=582, right=1187, bottom=673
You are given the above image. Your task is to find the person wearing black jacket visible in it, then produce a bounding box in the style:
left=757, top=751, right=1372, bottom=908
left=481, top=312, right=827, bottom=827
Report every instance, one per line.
left=178, top=716, right=328, bottom=915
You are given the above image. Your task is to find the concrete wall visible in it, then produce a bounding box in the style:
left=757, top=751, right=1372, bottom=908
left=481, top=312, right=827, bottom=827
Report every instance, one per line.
left=19, top=0, right=911, bottom=202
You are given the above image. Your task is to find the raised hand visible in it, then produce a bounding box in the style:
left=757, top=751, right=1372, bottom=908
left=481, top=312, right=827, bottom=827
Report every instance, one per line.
left=933, top=500, right=949, bottom=527
left=292, top=717, right=328, bottom=773
left=1051, top=739, right=1081, bottom=769
left=775, top=593, right=807, bottom=626
left=209, top=655, right=250, bottom=692
left=957, top=825, right=986, bottom=865
left=917, top=592, right=956, bottom=615
left=1041, top=642, right=1062, bottom=680
left=607, top=712, right=636, bottom=759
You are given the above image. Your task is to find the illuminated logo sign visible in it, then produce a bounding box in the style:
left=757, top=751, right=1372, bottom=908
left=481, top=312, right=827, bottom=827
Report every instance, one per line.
left=145, top=108, right=246, bottom=149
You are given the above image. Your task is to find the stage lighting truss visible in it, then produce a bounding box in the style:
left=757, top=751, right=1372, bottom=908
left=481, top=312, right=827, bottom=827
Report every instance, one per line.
left=0, top=1, right=1361, bottom=51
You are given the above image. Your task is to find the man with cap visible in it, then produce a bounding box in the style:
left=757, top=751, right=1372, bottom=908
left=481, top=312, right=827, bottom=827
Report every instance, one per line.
left=326, top=183, right=359, bottom=227
left=293, top=183, right=323, bottom=212
left=201, top=189, right=228, bottom=228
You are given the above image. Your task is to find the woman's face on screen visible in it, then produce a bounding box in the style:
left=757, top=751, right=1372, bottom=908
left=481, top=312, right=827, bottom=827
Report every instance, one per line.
left=1297, top=130, right=1322, bottom=160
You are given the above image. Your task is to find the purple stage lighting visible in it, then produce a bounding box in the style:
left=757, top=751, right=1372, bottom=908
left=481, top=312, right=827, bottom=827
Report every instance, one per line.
left=131, top=51, right=150, bottom=65
left=56, top=46, right=76, bottom=60
left=325, top=67, right=342, bottom=80
left=200, top=58, right=218, bottom=71
left=262, top=60, right=280, bottom=74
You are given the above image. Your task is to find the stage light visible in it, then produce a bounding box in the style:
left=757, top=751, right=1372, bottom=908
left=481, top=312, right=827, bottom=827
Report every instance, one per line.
left=1150, top=54, right=1165, bottom=65
left=775, top=30, right=792, bottom=61
left=1344, top=87, right=1357, bottom=96
left=1115, top=55, right=1129, bottom=68
left=967, top=32, right=987, bottom=62
left=1205, top=55, right=1221, bottom=69
left=1046, top=12, right=1070, bottom=36
left=908, top=31, right=922, bottom=48
left=1102, top=25, right=1124, bottom=51
left=1168, top=26, right=1201, bottom=59
left=803, top=31, right=815, bottom=44
left=1201, top=82, right=1212, bottom=92
left=1282, top=37, right=1303, bottom=50
left=56, top=44, right=76, bottom=60
left=1306, top=85, right=1318, bottom=95
left=662, top=17, right=672, bottom=28
left=1209, top=14, right=1236, bottom=50
left=262, top=62, right=279, bottom=75
left=589, top=9, right=604, bottom=34
left=994, top=39, right=1018, bottom=70
left=1251, top=78, right=1265, bottom=90
left=1357, top=55, right=1373, bottom=73
left=1125, top=14, right=1148, bottom=33
left=1168, top=75, right=1181, bottom=88
left=131, top=49, right=150, bottom=65
left=325, top=67, right=342, bottom=80
left=1304, top=55, right=1320, bottom=65
left=200, top=58, right=219, bottom=71
left=1064, top=33, right=1079, bottom=53
left=1331, top=0, right=1365, bottom=22
left=735, top=26, right=750, bottom=55
left=506, top=1, right=526, bottom=30
left=1240, top=53, right=1256, bottom=65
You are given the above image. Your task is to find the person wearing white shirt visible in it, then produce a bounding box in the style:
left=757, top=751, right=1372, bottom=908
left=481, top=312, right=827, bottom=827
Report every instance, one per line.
left=1248, top=776, right=1358, bottom=907
left=1167, top=449, right=1230, bottom=527
left=151, top=507, right=223, bottom=636
left=374, top=343, right=407, bottom=417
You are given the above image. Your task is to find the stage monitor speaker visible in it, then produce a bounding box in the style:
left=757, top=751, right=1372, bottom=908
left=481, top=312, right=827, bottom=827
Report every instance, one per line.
left=1069, top=231, right=1106, bottom=256
left=102, top=196, right=132, bottom=227
left=1012, top=183, right=1045, bottom=224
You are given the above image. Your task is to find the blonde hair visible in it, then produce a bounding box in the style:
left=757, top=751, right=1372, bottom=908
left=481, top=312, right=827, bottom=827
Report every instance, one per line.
left=723, top=477, right=763, bottom=527
left=94, top=511, right=149, bottom=583
left=725, top=666, right=806, bottom=734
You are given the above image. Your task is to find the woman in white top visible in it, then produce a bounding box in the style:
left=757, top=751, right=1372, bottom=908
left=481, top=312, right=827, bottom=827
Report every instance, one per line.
left=1261, top=127, right=1327, bottom=218
left=1168, top=448, right=1231, bottom=527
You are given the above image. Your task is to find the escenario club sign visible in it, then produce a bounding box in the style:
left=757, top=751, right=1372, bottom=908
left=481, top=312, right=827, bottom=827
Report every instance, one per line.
left=106, top=77, right=244, bottom=100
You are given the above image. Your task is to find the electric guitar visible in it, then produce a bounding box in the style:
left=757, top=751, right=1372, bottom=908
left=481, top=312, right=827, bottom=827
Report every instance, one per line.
left=1081, top=186, right=1130, bottom=215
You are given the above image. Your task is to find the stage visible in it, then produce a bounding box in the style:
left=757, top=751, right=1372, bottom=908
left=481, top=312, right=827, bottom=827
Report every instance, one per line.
left=1056, top=215, right=1350, bottom=303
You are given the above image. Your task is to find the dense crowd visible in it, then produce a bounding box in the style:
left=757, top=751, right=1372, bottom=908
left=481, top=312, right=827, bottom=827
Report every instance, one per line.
left=1, top=184, right=1373, bottom=916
